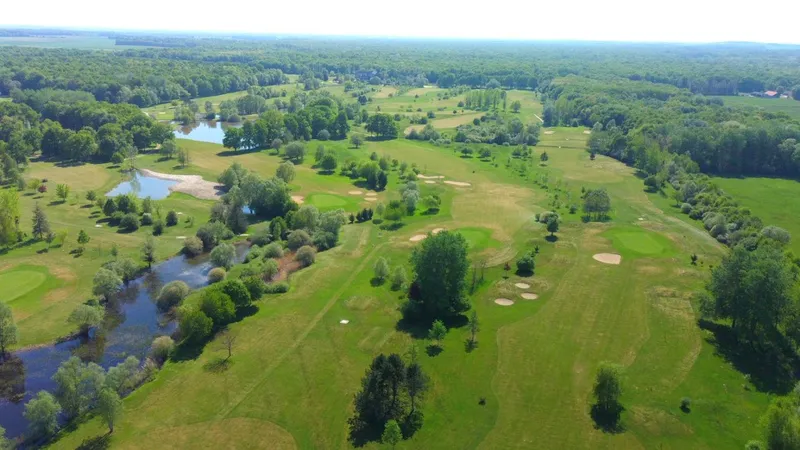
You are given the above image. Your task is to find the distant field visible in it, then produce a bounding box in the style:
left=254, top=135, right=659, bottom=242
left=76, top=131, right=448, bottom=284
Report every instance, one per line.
left=0, top=35, right=149, bottom=50
left=718, top=96, right=800, bottom=120
left=714, top=176, right=800, bottom=253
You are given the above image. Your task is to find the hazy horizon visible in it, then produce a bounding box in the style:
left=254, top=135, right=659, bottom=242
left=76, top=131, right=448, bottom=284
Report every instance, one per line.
left=3, top=0, right=800, bottom=45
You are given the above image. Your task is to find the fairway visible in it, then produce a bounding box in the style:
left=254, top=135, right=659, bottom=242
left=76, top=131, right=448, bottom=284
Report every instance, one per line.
left=717, top=96, right=800, bottom=120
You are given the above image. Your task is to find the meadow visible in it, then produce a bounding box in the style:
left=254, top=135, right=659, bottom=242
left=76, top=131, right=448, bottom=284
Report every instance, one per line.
left=0, top=87, right=776, bottom=449
left=717, top=95, right=800, bottom=120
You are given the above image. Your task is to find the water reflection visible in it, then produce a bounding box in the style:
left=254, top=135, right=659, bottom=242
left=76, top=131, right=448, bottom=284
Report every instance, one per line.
left=173, top=120, right=241, bottom=144
left=106, top=171, right=178, bottom=200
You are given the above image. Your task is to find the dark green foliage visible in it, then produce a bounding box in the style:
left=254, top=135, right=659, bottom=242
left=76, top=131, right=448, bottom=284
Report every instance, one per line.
left=218, top=279, right=252, bottom=309
left=196, top=221, right=234, bottom=250
left=199, top=290, right=236, bottom=328
left=408, top=231, right=470, bottom=321
left=157, top=281, right=191, bottom=310
left=179, top=309, right=213, bottom=344
left=120, top=213, right=139, bottom=231
left=166, top=210, right=179, bottom=226
left=516, top=251, right=536, bottom=275
left=243, top=276, right=268, bottom=299
left=583, top=188, right=611, bottom=221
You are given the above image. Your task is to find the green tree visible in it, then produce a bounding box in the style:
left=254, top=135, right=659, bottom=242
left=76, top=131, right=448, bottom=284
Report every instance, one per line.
left=511, top=100, right=522, bottom=113
left=68, top=304, right=104, bottom=336
left=24, top=391, right=61, bottom=439
left=92, top=267, right=122, bottom=301
left=103, top=198, right=117, bottom=216
left=592, top=362, right=623, bottom=417
left=53, top=356, right=105, bottom=418
left=0, top=303, right=18, bottom=358
left=428, top=320, right=447, bottom=348
left=350, top=133, right=365, bottom=148
left=157, top=280, right=191, bottom=310
left=382, top=420, right=402, bottom=448
left=219, top=279, right=252, bottom=309
left=160, top=139, right=178, bottom=159
left=285, top=142, right=307, bottom=163
left=31, top=203, right=51, bottom=241
left=546, top=216, right=559, bottom=237
left=0, top=190, right=20, bottom=247
left=761, top=398, right=800, bottom=450
left=469, top=310, right=480, bottom=348
left=391, top=266, right=407, bottom=291
left=410, top=231, right=470, bottom=320
left=516, top=251, right=535, bottom=275
left=374, top=257, right=390, bottom=282
left=222, top=127, right=243, bottom=151
left=200, top=290, right=236, bottom=328
left=142, top=236, right=157, bottom=268
left=77, top=229, right=90, bottom=246
left=97, top=388, right=123, bottom=433
left=276, top=161, right=296, bottom=183
left=56, top=183, right=71, bottom=202
left=583, top=188, right=611, bottom=221
left=210, top=242, right=236, bottom=270
left=320, top=153, right=338, bottom=172
left=0, top=425, right=10, bottom=450
left=180, top=309, right=213, bottom=344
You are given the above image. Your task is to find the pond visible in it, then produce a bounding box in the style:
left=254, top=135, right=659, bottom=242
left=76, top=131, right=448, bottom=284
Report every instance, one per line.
left=173, top=120, right=240, bottom=144
left=106, top=171, right=178, bottom=200
left=0, top=245, right=249, bottom=440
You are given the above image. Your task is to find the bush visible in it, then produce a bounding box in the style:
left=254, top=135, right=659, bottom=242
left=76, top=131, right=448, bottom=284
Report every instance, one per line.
left=210, top=242, right=236, bottom=269
left=179, top=309, right=212, bottom=343
left=287, top=230, right=312, bottom=251
left=245, top=245, right=263, bottom=262
left=157, top=280, right=191, bottom=310
left=166, top=210, right=179, bottom=226
left=219, top=279, right=252, bottom=309
left=680, top=397, right=691, bottom=412
left=250, top=228, right=272, bottom=246
left=199, top=290, right=236, bottom=327
left=262, top=259, right=280, bottom=280
left=141, top=213, right=154, bottom=226
left=120, top=213, right=140, bottom=231
left=208, top=267, right=226, bottom=283
left=150, top=336, right=175, bottom=363
left=296, top=245, right=316, bottom=267
left=196, top=221, right=234, bottom=250
left=243, top=276, right=267, bottom=299
left=516, top=251, right=536, bottom=274
left=263, top=242, right=284, bottom=259
left=680, top=203, right=692, bottom=214
left=265, top=282, right=290, bottom=294
left=317, top=129, right=330, bottom=141
left=153, top=219, right=165, bottom=236
left=183, top=236, right=204, bottom=256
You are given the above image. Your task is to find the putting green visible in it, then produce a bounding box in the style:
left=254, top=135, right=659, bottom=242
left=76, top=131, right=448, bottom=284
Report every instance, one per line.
left=604, top=227, right=674, bottom=257
left=453, top=227, right=500, bottom=252
left=306, top=193, right=350, bottom=211
left=0, top=266, right=49, bottom=304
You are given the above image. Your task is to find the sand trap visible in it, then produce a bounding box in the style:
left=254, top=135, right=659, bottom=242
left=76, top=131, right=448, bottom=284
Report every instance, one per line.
left=292, top=195, right=304, bottom=204
left=514, top=282, right=530, bottom=289
left=520, top=293, right=539, bottom=300
left=139, top=169, right=223, bottom=200
left=175, top=236, right=186, bottom=239
left=364, top=197, right=377, bottom=202
left=348, top=190, right=363, bottom=195
left=593, top=253, right=622, bottom=265
left=638, top=217, right=644, bottom=221
left=432, top=228, right=445, bottom=234
left=583, top=130, right=591, bottom=134
left=417, top=174, right=445, bottom=179
left=409, top=235, right=427, bottom=242
left=544, top=130, right=555, bottom=135
left=176, top=212, right=184, bottom=215
left=238, top=233, right=250, bottom=237
left=424, top=180, right=437, bottom=184
left=94, top=224, right=102, bottom=228
left=495, top=298, right=514, bottom=306
left=444, top=181, right=471, bottom=187
left=339, top=319, right=350, bottom=325
left=365, top=192, right=378, bottom=197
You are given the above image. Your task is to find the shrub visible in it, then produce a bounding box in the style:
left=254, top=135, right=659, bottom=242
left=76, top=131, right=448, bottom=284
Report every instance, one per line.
left=296, top=245, right=316, bottom=267
left=265, top=282, right=290, bottom=294
left=166, top=210, right=179, bottom=226
left=157, top=281, right=191, bottom=310
left=243, top=276, right=268, bottom=299
left=199, top=290, right=236, bottom=327
left=516, top=251, right=536, bottom=274
left=196, top=221, right=233, bottom=250
left=680, top=397, right=691, bottom=412
left=263, top=242, right=284, bottom=259
left=249, top=228, right=272, bottom=246
left=183, top=236, right=204, bottom=256
left=141, top=213, right=154, bottom=226
left=179, top=309, right=212, bottom=343
left=219, top=279, right=252, bottom=309
left=120, top=213, right=140, bottom=231
left=245, top=245, right=263, bottom=262
left=680, top=203, right=692, bottom=214
left=152, top=218, right=165, bottom=236
left=210, top=242, right=236, bottom=269
left=262, top=259, right=280, bottom=280
left=150, top=336, right=175, bottom=363
left=287, top=230, right=312, bottom=251
left=208, top=267, right=226, bottom=283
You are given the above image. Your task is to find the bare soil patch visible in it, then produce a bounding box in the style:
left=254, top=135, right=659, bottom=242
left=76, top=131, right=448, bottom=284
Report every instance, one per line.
left=291, top=195, right=304, bottom=204
left=495, top=298, right=514, bottom=306
left=139, top=169, right=223, bottom=200
left=409, top=234, right=427, bottom=242
left=544, top=130, right=555, bottom=135
left=583, top=130, right=591, bottom=134
left=444, top=181, right=471, bottom=187
left=592, top=253, right=622, bottom=265
left=365, top=192, right=377, bottom=197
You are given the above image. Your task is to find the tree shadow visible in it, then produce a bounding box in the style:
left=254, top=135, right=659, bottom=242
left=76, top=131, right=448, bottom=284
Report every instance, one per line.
left=379, top=222, right=404, bottom=231
left=426, top=345, right=443, bottom=357
left=348, top=421, right=383, bottom=448
left=215, top=148, right=263, bottom=157
left=75, top=433, right=111, bottom=450
left=203, top=357, right=232, bottom=373
left=464, top=339, right=478, bottom=353
left=590, top=404, right=625, bottom=434
left=515, top=269, right=533, bottom=277
left=545, top=235, right=559, bottom=243
left=171, top=340, right=208, bottom=362
left=698, top=319, right=799, bottom=394
left=234, top=304, right=259, bottom=322
left=370, top=277, right=386, bottom=287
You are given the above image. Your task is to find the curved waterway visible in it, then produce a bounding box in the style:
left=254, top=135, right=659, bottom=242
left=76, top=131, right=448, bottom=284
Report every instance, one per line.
left=0, top=245, right=248, bottom=439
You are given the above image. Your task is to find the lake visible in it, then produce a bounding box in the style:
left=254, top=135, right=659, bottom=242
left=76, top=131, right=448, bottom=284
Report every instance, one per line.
left=173, top=120, right=240, bottom=144
left=106, top=171, right=177, bottom=200
left=0, top=245, right=249, bottom=439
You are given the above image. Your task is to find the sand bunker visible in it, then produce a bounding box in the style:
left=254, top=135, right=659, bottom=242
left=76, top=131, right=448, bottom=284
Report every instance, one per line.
left=409, top=235, right=427, bottom=242
left=432, top=228, right=445, bottom=234
left=544, top=130, right=555, bottom=135
left=495, top=298, right=514, bottom=306
left=364, top=197, right=377, bottom=202
left=175, top=236, right=186, bottom=240
left=339, top=319, right=350, bottom=325
left=444, top=181, right=471, bottom=187
left=348, top=190, right=363, bottom=195
left=292, top=196, right=304, bottom=204
left=139, top=169, right=223, bottom=200
left=94, top=224, right=102, bottom=228
left=583, top=130, right=591, bottom=134
left=417, top=174, right=445, bottom=179
left=424, top=180, right=437, bottom=184
left=520, top=293, right=539, bottom=300
left=514, top=282, right=530, bottom=289
left=593, top=253, right=622, bottom=265
left=365, top=192, right=377, bottom=197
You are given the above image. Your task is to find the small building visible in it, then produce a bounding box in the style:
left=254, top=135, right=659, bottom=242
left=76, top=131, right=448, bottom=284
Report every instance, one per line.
left=764, top=90, right=779, bottom=98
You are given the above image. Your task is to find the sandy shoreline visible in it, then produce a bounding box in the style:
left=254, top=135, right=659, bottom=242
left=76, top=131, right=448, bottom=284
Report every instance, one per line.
left=139, top=169, right=224, bottom=200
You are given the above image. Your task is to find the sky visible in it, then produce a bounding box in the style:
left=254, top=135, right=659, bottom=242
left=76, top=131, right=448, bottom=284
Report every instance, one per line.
left=3, top=0, right=800, bottom=44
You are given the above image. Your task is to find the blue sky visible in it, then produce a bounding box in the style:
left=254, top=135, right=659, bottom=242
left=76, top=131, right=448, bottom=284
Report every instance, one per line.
left=3, top=0, right=800, bottom=44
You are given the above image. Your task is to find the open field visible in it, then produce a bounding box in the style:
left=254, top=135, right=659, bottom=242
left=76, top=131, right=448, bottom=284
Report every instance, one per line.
left=0, top=36, right=147, bottom=50
left=31, top=114, right=771, bottom=449
left=713, top=176, right=800, bottom=253
left=717, top=95, right=800, bottom=120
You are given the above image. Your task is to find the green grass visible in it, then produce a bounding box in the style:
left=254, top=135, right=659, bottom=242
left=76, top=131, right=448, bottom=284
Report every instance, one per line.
left=716, top=95, right=800, bottom=120
left=0, top=36, right=148, bottom=50
left=713, top=176, right=800, bottom=253
left=0, top=93, right=776, bottom=449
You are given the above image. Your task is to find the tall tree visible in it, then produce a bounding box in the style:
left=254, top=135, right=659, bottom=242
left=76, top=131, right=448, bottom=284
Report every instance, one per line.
left=24, top=391, right=61, bottom=439
left=31, top=203, right=51, bottom=241
left=0, top=303, right=18, bottom=359
left=382, top=420, right=402, bottom=449
left=592, top=362, right=623, bottom=417
left=409, top=231, right=470, bottom=320
left=142, top=236, right=157, bottom=268
left=97, top=388, right=123, bottom=433
left=0, top=189, right=20, bottom=247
